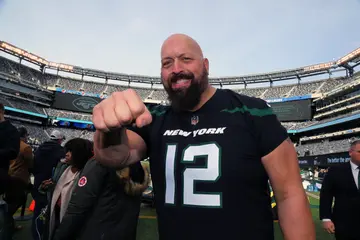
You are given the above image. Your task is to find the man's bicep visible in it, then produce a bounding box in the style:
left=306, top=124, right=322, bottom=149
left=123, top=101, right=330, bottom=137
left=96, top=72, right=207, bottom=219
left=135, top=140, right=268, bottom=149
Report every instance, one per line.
left=252, top=100, right=300, bottom=199
left=261, top=139, right=303, bottom=201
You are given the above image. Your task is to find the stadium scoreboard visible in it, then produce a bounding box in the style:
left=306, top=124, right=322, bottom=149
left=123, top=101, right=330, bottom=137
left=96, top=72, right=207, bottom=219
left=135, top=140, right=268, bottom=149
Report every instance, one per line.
left=52, top=92, right=102, bottom=113
left=267, top=98, right=313, bottom=122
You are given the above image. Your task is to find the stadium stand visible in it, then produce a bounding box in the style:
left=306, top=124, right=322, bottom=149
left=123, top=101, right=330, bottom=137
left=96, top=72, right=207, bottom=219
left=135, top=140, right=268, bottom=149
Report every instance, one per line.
left=0, top=40, right=359, bottom=160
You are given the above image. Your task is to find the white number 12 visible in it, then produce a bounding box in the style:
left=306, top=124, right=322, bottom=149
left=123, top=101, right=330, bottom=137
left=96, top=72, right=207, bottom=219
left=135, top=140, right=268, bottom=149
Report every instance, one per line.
left=165, top=143, right=222, bottom=208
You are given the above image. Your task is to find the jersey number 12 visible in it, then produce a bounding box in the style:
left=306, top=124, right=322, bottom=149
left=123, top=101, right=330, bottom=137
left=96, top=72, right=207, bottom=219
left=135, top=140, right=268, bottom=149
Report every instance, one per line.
left=165, top=143, right=222, bottom=208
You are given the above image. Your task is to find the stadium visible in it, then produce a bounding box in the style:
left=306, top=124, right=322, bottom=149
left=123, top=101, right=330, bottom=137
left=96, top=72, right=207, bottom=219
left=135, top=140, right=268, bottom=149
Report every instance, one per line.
left=1, top=40, right=360, bottom=240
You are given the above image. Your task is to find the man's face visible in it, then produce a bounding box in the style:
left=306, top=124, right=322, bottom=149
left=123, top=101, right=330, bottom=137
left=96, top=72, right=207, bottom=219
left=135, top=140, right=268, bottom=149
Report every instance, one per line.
left=161, top=38, right=209, bottom=111
left=350, top=143, right=360, bottom=164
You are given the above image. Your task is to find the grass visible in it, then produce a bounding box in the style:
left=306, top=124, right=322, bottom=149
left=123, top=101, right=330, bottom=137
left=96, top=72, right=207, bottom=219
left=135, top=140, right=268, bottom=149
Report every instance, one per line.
left=13, top=193, right=334, bottom=240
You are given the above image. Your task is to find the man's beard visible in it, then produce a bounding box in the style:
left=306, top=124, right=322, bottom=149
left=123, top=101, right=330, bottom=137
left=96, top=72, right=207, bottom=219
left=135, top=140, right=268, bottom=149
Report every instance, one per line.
left=162, top=68, right=208, bottom=112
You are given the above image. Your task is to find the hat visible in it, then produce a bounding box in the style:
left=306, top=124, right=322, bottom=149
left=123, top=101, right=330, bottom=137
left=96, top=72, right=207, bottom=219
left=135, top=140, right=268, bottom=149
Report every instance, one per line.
left=50, top=130, right=64, bottom=140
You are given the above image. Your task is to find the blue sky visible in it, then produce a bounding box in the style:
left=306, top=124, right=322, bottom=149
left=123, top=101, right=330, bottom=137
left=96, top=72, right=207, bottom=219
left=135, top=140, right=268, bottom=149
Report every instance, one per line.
left=0, top=0, right=359, bottom=80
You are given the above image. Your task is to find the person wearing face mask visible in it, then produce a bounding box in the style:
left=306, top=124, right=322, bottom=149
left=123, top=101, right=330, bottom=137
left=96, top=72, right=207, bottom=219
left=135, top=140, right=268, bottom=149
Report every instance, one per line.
left=320, top=140, right=360, bottom=240
left=91, top=34, right=315, bottom=240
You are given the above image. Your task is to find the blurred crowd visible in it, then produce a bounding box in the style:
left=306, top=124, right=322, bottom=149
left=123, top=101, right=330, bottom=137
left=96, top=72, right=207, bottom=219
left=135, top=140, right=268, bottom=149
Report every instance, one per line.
left=0, top=103, right=150, bottom=240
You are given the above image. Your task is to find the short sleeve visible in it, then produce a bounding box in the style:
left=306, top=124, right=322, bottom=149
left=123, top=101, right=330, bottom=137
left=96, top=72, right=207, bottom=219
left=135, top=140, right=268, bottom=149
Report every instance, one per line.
left=250, top=99, right=289, bottom=157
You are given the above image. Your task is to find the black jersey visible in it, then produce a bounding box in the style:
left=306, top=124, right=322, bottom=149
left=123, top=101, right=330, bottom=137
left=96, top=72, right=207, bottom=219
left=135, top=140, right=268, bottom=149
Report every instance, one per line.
left=128, top=89, right=288, bottom=240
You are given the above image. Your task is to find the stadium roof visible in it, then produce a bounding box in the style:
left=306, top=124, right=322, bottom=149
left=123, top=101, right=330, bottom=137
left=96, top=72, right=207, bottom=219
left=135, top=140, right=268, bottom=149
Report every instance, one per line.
left=1, top=40, right=359, bottom=85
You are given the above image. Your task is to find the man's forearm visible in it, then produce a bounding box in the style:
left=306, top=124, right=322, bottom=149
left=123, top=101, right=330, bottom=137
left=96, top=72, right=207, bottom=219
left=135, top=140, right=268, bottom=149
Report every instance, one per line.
left=277, top=191, right=315, bottom=240
left=94, top=128, right=131, bottom=168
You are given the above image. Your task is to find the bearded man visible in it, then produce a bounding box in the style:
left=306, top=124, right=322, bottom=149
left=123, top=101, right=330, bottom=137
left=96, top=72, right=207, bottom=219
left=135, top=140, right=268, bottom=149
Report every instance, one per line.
left=92, top=34, right=315, bottom=240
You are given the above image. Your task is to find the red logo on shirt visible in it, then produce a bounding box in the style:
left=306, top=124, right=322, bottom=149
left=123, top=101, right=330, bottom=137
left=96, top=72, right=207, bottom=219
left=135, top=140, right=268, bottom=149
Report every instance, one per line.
left=78, top=176, right=87, bottom=187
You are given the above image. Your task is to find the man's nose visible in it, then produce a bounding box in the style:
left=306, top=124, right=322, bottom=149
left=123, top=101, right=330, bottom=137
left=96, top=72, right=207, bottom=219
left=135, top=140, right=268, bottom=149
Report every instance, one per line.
left=171, top=58, right=184, bottom=73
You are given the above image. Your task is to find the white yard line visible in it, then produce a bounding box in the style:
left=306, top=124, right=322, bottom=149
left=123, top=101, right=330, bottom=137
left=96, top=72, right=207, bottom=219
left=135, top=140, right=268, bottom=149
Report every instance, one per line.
left=306, top=192, right=320, bottom=200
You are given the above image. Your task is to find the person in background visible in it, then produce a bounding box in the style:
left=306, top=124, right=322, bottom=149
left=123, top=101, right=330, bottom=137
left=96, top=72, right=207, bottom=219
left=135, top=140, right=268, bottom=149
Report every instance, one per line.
left=51, top=159, right=149, bottom=240
left=31, top=130, right=65, bottom=240
left=320, top=140, right=360, bottom=240
left=40, top=138, right=94, bottom=240
left=0, top=103, right=20, bottom=194
left=6, top=127, right=34, bottom=234
left=314, top=167, right=319, bottom=178
left=0, top=103, right=20, bottom=240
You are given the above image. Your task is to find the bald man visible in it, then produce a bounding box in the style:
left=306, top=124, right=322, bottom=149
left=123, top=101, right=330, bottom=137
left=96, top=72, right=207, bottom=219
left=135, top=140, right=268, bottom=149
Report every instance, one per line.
left=92, top=34, right=315, bottom=240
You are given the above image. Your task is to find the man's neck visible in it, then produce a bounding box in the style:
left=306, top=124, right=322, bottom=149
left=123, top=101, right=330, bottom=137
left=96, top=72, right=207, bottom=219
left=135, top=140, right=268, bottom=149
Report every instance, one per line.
left=190, top=85, right=216, bottom=112
left=350, top=159, right=359, bottom=166
left=0, top=117, right=5, bottom=123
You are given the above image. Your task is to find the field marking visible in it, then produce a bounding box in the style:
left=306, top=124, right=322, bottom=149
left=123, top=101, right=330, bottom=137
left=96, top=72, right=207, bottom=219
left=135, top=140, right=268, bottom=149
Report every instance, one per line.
left=139, top=215, right=157, bottom=219
left=306, top=192, right=320, bottom=200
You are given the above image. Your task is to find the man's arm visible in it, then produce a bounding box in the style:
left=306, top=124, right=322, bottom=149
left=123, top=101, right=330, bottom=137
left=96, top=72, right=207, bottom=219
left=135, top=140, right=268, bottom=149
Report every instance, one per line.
left=92, top=89, right=152, bottom=168
left=93, top=127, right=147, bottom=168
left=319, top=168, right=334, bottom=220
left=247, top=97, right=315, bottom=240
left=262, top=139, right=315, bottom=240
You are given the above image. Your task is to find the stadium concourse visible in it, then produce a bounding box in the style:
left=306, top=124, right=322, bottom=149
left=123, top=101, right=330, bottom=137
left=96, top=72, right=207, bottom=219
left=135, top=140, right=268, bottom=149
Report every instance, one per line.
left=0, top=40, right=360, bottom=239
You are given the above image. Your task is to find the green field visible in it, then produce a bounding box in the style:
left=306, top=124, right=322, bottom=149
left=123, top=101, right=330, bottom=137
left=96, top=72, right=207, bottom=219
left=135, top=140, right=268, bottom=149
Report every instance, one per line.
left=13, top=192, right=333, bottom=240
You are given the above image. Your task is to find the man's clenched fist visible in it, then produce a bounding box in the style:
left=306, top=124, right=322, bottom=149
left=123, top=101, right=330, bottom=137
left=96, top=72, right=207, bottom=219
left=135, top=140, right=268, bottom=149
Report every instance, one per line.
left=92, top=89, right=152, bottom=131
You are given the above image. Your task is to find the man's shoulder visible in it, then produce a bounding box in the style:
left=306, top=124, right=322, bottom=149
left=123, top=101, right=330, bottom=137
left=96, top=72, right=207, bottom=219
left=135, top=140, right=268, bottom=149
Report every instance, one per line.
left=328, top=163, right=350, bottom=174
left=146, top=103, right=171, bottom=117
left=219, top=89, right=273, bottom=116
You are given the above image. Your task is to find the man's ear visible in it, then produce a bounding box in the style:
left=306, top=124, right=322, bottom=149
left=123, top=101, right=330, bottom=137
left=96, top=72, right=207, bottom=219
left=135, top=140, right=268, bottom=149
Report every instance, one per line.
left=204, top=58, right=209, bottom=75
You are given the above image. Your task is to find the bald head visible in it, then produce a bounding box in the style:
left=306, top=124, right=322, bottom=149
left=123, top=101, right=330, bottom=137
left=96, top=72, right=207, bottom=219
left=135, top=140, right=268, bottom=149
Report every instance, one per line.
left=161, top=34, right=204, bottom=60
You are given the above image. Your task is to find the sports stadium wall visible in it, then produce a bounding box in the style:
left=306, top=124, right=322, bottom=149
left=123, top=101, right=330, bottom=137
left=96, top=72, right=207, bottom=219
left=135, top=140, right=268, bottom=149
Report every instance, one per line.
left=53, top=87, right=314, bottom=122
left=298, top=151, right=350, bottom=167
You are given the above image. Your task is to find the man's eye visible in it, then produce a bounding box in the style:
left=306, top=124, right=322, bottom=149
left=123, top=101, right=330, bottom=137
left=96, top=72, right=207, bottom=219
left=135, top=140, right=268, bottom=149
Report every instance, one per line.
left=162, top=61, right=171, bottom=67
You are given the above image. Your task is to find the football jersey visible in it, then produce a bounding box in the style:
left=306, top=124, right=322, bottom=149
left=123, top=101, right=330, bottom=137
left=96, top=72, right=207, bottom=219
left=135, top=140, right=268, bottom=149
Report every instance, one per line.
left=128, top=89, right=288, bottom=240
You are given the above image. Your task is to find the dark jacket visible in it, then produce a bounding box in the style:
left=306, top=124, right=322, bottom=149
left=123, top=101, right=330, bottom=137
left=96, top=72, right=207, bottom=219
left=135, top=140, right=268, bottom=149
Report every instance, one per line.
left=0, top=120, right=20, bottom=194
left=0, top=120, right=20, bottom=171
left=320, top=163, right=360, bottom=239
left=31, top=140, right=65, bottom=199
left=40, top=161, right=70, bottom=240
left=52, top=159, right=149, bottom=240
